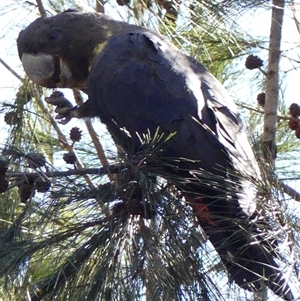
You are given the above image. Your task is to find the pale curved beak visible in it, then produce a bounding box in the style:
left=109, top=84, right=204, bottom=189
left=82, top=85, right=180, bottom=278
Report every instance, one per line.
left=21, top=52, right=82, bottom=89
left=21, top=53, right=57, bottom=87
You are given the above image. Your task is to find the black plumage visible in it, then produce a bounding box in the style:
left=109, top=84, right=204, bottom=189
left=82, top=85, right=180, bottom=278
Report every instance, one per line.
left=17, top=11, right=293, bottom=300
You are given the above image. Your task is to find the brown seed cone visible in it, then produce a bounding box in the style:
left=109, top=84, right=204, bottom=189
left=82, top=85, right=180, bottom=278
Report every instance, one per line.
left=245, top=54, right=263, bottom=70
left=70, top=127, right=82, bottom=142
left=257, top=92, right=266, bottom=108
left=63, top=151, right=77, bottom=164
left=34, top=178, right=51, bottom=193
left=289, top=103, right=300, bottom=118
left=4, top=111, right=20, bottom=125
left=45, top=91, right=73, bottom=108
left=288, top=119, right=299, bottom=131
left=25, top=153, right=46, bottom=169
left=18, top=182, right=35, bottom=203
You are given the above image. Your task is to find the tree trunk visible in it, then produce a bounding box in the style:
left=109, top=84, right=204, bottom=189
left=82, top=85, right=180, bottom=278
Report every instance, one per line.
left=262, top=0, right=285, bottom=165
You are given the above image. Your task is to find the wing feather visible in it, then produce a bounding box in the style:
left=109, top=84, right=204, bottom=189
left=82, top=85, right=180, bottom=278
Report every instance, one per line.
left=88, top=31, right=259, bottom=215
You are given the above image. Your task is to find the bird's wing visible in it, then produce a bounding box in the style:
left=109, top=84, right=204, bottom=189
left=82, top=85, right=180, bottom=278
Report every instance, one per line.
left=188, top=56, right=260, bottom=176
left=87, top=30, right=258, bottom=215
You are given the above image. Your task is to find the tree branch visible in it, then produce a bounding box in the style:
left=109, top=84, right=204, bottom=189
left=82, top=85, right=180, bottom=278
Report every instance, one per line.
left=32, top=88, right=95, bottom=188
left=278, top=180, right=300, bottom=202
left=72, top=89, right=116, bottom=183
left=7, top=165, right=119, bottom=179
left=95, top=0, right=105, bottom=13
left=0, top=57, right=23, bottom=81
left=36, top=0, right=47, bottom=17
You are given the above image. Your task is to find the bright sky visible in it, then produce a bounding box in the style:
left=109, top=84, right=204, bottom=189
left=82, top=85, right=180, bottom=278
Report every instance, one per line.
left=1, top=1, right=300, bottom=179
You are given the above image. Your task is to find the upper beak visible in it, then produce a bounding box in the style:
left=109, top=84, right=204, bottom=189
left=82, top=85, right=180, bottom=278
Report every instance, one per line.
left=21, top=53, right=58, bottom=88
left=21, top=53, right=77, bottom=88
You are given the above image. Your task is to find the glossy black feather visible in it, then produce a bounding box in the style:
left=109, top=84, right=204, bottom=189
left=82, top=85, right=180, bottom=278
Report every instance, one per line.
left=87, top=31, right=292, bottom=299
left=17, top=12, right=294, bottom=300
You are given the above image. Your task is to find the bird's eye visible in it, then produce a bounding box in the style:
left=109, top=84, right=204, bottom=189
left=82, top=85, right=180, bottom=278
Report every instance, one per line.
left=49, top=32, right=59, bottom=40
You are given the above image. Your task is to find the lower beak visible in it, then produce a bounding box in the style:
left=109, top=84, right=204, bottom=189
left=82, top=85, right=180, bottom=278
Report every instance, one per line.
left=21, top=53, right=76, bottom=88
left=22, top=53, right=58, bottom=88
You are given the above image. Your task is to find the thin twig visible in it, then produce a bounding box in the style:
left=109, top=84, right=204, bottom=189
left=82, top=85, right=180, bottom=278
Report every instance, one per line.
left=95, top=0, right=105, bottom=13
left=0, top=58, right=23, bottom=81
left=239, top=103, right=293, bottom=121
left=36, top=0, right=47, bottom=17
left=278, top=180, right=300, bottom=202
left=258, top=67, right=267, bottom=76
left=72, top=89, right=116, bottom=182
left=32, top=87, right=95, bottom=188
left=7, top=165, right=119, bottom=179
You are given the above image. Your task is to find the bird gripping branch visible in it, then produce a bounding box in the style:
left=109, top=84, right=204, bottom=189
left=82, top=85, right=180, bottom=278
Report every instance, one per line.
left=17, top=10, right=294, bottom=300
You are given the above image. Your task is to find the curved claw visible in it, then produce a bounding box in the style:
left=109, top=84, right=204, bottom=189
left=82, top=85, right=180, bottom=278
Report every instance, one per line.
left=55, top=113, right=72, bottom=124
left=45, top=92, right=76, bottom=124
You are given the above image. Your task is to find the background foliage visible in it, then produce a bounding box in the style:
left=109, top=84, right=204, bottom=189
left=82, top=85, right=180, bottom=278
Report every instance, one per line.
left=1, top=0, right=300, bottom=300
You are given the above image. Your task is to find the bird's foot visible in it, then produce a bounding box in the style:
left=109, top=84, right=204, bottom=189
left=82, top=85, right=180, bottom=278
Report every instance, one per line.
left=45, top=91, right=75, bottom=124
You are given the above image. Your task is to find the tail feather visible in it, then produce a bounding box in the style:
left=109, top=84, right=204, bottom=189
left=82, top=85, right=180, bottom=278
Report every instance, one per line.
left=191, top=200, right=294, bottom=300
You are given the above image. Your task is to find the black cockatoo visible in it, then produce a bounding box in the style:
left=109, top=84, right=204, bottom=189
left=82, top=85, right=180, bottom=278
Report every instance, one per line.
left=17, top=11, right=294, bottom=300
